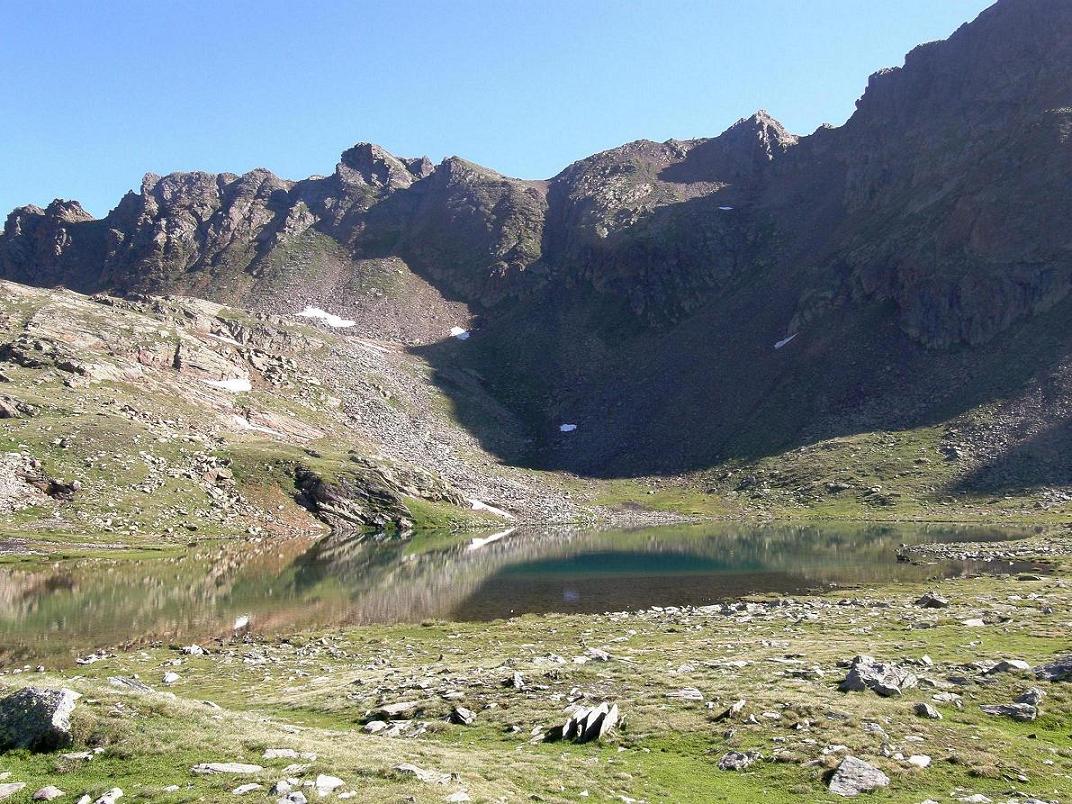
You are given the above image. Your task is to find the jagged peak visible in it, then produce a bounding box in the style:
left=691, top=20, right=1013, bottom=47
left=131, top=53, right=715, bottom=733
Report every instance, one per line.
left=337, top=142, right=431, bottom=189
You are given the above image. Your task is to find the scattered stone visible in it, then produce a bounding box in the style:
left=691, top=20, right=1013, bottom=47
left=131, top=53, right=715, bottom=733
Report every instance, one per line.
left=913, top=702, right=942, bottom=720
left=374, top=701, right=419, bottom=719
left=0, top=784, right=26, bottom=801
left=191, top=763, right=264, bottom=775
left=181, top=645, right=205, bottom=656
left=0, top=687, right=80, bottom=751
left=393, top=763, right=451, bottom=785
left=449, top=706, right=476, bottom=726
left=979, top=703, right=1037, bottom=721
left=90, top=789, right=122, bottom=804
left=915, top=592, right=949, bottom=608
left=162, top=672, right=181, bottom=685
left=665, top=687, right=704, bottom=701
left=712, top=699, right=746, bottom=722
left=828, top=756, right=890, bottom=797
left=313, top=775, right=344, bottom=796
left=232, top=784, right=262, bottom=795
left=718, top=751, right=758, bottom=771
left=960, top=618, right=986, bottom=628
left=1034, top=654, right=1072, bottom=681
left=1015, top=687, right=1045, bottom=706
left=838, top=656, right=917, bottom=697
left=33, top=787, right=65, bottom=801
left=554, top=702, right=620, bottom=743
left=907, top=754, right=931, bottom=768
left=444, top=793, right=471, bottom=803
left=107, top=677, right=152, bottom=694
left=983, top=659, right=1031, bottom=675
left=278, top=793, right=306, bottom=804
left=504, top=671, right=526, bottom=690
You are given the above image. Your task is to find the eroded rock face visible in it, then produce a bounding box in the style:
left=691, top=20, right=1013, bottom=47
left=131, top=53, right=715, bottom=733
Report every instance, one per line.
left=0, top=687, right=80, bottom=752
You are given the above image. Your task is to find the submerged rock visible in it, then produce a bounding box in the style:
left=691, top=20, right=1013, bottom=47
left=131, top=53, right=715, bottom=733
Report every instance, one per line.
left=0, top=687, right=80, bottom=752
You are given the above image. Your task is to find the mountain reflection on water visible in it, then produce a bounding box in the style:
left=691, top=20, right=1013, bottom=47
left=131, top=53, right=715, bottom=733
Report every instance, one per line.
left=0, top=522, right=1029, bottom=664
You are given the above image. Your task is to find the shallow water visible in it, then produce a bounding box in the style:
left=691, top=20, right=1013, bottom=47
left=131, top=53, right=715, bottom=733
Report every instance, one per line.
left=0, top=521, right=1032, bottom=665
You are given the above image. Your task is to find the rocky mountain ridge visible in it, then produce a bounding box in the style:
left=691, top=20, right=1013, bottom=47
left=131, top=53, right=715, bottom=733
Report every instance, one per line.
left=2, top=0, right=1070, bottom=480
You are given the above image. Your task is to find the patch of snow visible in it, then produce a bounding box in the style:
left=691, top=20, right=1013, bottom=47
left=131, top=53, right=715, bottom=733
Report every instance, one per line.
left=470, top=498, right=515, bottom=519
left=773, top=333, right=798, bottom=350
left=449, top=326, right=470, bottom=341
left=297, top=306, right=356, bottom=328
left=719, top=206, right=735, bottom=211
left=204, top=378, right=252, bottom=393
left=467, top=527, right=516, bottom=552
left=559, top=423, right=578, bottom=432
left=206, top=333, right=244, bottom=347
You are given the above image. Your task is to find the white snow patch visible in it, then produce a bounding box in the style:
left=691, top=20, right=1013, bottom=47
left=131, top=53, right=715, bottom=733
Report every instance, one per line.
left=467, top=527, right=516, bottom=552
left=449, top=326, right=471, bottom=341
left=204, top=378, right=252, bottom=393
left=719, top=206, right=735, bottom=211
left=559, top=423, right=578, bottom=433
left=233, top=614, right=250, bottom=630
left=470, top=498, right=515, bottom=519
left=297, top=306, right=356, bottom=328
left=773, top=333, right=798, bottom=350
left=207, top=333, right=244, bottom=347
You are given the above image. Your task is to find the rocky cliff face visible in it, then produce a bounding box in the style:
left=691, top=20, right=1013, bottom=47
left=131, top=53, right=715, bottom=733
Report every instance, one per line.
left=1, top=0, right=1069, bottom=477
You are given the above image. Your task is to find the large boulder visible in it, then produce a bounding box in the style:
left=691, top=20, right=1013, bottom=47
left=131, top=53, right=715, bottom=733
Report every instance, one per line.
left=838, top=655, right=918, bottom=697
left=0, top=687, right=80, bottom=752
left=828, top=756, right=890, bottom=797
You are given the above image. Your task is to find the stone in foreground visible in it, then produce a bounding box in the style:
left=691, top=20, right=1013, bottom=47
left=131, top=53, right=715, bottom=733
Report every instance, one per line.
left=1035, top=654, right=1072, bottom=682
left=0, top=784, right=26, bottom=801
left=0, top=687, right=80, bottom=752
left=33, top=787, right=65, bottom=801
left=828, top=756, right=890, bottom=796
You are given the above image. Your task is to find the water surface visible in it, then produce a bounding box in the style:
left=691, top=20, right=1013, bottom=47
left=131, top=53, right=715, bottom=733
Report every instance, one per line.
left=0, top=522, right=1031, bottom=665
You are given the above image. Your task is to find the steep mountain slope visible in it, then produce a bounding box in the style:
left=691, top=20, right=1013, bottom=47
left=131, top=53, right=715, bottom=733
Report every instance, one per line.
left=1, top=0, right=1069, bottom=500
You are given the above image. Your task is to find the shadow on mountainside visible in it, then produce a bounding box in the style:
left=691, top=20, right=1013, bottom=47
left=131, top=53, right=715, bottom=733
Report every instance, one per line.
left=411, top=278, right=1072, bottom=484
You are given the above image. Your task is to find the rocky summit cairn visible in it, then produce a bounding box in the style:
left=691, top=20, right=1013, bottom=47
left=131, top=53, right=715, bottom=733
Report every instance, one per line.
left=0, top=687, right=80, bottom=752
left=838, top=655, right=918, bottom=697
left=828, top=756, right=890, bottom=797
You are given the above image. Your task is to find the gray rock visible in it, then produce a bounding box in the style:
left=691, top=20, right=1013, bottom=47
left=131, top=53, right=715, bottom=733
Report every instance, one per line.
left=712, top=699, right=746, bottom=722
left=393, top=763, right=451, bottom=785
left=665, top=687, right=704, bottom=701
left=915, top=592, right=949, bottom=608
left=828, top=756, right=890, bottom=796
left=278, top=793, right=306, bottom=804
left=0, top=687, right=80, bottom=752
left=557, top=702, right=620, bottom=743
left=0, top=784, right=27, bottom=801
left=373, top=701, right=419, bottom=718
left=913, top=702, right=942, bottom=720
left=449, top=706, right=476, bottom=726
left=191, top=763, right=264, bottom=774
left=1015, top=687, right=1046, bottom=706
left=33, top=787, right=65, bottom=801
left=718, top=751, right=758, bottom=771
left=979, top=702, right=1037, bottom=721
left=983, top=659, right=1031, bottom=675
left=1035, top=654, right=1072, bottom=681
left=839, top=656, right=917, bottom=697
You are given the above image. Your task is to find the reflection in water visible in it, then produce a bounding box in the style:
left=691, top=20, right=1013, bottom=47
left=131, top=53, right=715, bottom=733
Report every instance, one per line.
left=0, top=522, right=1031, bottom=665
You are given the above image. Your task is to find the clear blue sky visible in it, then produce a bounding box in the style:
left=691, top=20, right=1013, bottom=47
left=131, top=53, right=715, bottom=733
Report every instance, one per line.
left=1, top=0, right=993, bottom=217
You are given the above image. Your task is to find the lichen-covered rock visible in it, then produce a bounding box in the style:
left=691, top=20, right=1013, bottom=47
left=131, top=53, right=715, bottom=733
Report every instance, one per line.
left=0, top=687, right=79, bottom=752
